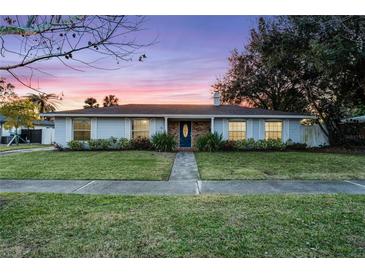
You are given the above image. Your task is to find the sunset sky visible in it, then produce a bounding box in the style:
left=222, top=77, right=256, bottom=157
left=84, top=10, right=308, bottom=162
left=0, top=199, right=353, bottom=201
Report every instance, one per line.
left=1, top=16, right=258, bottom=110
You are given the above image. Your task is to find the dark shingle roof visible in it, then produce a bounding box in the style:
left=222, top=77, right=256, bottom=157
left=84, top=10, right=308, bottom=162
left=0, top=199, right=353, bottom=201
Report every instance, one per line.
left=42, top=104, right=312, bottom=118
left=33, top=120, right=55, bottom=127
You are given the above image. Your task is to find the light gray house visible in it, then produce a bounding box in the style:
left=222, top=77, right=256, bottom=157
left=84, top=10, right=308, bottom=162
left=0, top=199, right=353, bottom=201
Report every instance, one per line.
left=42, top=93, right=317, bottom=148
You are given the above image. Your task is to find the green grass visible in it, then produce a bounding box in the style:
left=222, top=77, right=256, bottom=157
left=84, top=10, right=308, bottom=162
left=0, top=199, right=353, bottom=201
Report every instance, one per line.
left=0, top=144, right=50, bottom=152
left=196, top=152, right=365, bottom=180
left=0, top=193, right=364, bottom=257
left=0, top=151, right=175, bottom=180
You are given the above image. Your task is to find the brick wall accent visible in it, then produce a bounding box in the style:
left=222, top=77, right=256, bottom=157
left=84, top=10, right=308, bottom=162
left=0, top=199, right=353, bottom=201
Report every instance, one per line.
left=168, top=121, right=179, bottom=145
left=192, top=121, right=211, bottom=146
left=168, top=120, right=211, bottom=147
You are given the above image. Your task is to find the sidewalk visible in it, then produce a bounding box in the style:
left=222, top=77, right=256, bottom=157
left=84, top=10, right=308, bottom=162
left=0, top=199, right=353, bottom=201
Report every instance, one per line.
left=1, top=179, right=365, bottom=195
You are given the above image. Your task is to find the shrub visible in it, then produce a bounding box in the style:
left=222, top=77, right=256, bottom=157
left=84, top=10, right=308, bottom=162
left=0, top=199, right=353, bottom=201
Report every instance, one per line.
left=221, top=140, right=237, bottom=151
left=151, top=133, right=177, bottom=152
left=130, top=137, right=152, bottom=150
left=195, top=132, right=223, bottom=152
left=116, top=137, right=130, bottom=150
left=265, top=139, right=286, bottom=150
left=67, top=140, right=84, bottom=151
left=235, top=138, right=256, bottom=151
left=286, top=139, right=307, bottom=150
left=87, top=139, right=112, bottom=150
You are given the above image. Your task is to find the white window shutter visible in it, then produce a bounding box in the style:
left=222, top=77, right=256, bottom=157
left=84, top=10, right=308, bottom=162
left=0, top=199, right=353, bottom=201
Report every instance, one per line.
left=65, top=118, right=72, bottom=142
left=91, top=118, right=98, bottom=139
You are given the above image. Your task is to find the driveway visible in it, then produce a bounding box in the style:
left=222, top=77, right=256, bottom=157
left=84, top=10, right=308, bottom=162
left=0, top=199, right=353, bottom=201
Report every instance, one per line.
left=0, top=146, right=54, bottom=156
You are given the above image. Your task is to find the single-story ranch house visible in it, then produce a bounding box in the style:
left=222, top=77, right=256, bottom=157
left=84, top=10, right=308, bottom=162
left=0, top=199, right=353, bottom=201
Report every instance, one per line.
left=42, top=93, right=322, bottom=148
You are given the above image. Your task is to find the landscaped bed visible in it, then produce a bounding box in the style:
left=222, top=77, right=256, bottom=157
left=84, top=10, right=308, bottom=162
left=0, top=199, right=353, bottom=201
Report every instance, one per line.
left=196, top=151, right=365, bottom=180
left=0, top=151, right=175, bottom=180
left=0, top=193, right=364, bottom=257
left=0, top=144, right=50, bottom=152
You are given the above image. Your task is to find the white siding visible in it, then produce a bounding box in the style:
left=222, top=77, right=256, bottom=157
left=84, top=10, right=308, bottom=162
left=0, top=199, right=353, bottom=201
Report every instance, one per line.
left=124, top=118, right=131, bottom=139
left=150, top=118, right=165, bottom=137
left=55, top=118, right=67, bottom=146
left=65, top=118, right=72, bottom=144
left=214, top=118, right=224, bottom=137
left=96, top=118, right=125, bottom=139
left=246, top=119, right=254, bottom=139
left=288, top=119, right=302, bottom=143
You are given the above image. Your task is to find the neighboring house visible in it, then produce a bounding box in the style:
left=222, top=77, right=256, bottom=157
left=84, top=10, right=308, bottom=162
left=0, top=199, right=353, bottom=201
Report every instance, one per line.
left=0, top=116, right=55, bottom=145
left=0, top=114, right=5, bottom=142
left=42, top=93, right=322, bottom=148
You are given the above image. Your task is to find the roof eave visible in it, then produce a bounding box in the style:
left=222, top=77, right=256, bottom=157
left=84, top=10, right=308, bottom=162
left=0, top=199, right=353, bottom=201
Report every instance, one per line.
left=41, top=113, right=315, bottom=119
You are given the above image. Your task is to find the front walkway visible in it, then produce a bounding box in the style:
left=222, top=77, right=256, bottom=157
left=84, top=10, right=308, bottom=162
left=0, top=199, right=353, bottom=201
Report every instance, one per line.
left=1, top=152, right=365, bottom=195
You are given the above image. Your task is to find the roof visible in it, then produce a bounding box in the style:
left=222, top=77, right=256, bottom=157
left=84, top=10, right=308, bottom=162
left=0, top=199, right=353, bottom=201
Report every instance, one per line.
left=42, top=104, right=314, bottom=119
left=342, top=115, right=365, bottom=123
left=32, top=120, right=55, bottom=127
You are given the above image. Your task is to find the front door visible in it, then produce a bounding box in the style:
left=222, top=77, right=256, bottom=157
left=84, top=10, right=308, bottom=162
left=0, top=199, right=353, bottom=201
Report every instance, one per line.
left=179, top=121, right=192, bottom=147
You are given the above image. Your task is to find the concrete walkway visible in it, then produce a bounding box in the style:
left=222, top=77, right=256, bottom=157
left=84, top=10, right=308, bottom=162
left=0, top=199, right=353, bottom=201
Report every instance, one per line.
left=0, top=146, right=54, bottom=156
left=1, top=179, right=365, bottom=196
left=1, top=151, right=365, bottom=195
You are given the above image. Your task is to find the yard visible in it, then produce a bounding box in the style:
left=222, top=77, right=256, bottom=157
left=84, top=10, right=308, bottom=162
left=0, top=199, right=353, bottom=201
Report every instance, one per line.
left=0, top=151, right=175, bottom=180
left=0, top=144, right=50, bottom=152
left=0, top=193, right=364, bottom=257
left=196, top=151, right=365, bottom=180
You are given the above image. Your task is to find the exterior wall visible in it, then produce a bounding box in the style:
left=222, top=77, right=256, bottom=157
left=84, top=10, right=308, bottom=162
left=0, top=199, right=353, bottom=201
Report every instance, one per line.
left=53, top=116, right=316, bottom=147
left=55, top=118, right=67, bottom=146
left=192, top=121, right=210, bottom=146
left=96, top=118, right=125, bottom=139
left=168, top=121, right=179, bottom=145
left=214, top=118, right=305, bottom=144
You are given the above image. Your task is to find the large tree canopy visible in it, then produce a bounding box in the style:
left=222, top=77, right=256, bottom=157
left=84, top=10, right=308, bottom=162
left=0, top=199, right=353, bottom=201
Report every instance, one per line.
left=0, top=16, right=150, bottom=91
left=214, top=16, right=365, bottom=145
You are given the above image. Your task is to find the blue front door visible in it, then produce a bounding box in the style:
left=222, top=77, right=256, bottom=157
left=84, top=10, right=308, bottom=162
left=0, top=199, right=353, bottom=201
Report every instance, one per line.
left=179, top=121, right=192, bottom=147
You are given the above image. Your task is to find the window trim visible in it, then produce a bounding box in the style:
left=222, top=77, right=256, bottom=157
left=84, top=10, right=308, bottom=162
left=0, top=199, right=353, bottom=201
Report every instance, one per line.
left=264, top=120, right=283, bottom=141
left=72, top=118, right=91, bottom=141
left=132, top=118, right=150, bottom=139
left=228, top=119, right=247, bottom=141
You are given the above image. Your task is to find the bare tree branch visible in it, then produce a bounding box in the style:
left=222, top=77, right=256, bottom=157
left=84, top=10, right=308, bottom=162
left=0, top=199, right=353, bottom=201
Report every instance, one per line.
left=0, top=15, right=153, bottom=91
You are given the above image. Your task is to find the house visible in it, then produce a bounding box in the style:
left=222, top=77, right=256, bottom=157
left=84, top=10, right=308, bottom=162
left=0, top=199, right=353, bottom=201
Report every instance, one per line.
left=42, top=93, right=320, bottom=148
left=0, top=115, right=55, bottom=145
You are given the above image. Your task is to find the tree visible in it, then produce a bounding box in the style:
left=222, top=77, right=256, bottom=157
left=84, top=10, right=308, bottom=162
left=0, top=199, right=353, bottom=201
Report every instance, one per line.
left=0, top=16, right=150, bottom=91
left=103, top=94, right=119, bottom=107
left=0, top=99, right=39, bottom=144
left=214, top=16, right=365, bottom=146
left=213, top=47, right=308, bottom=112
left=84, top=97, right=99, bottom=109
left=26, top=92, right=60, bottom=113
left=0, top=78, right=17, bottom=103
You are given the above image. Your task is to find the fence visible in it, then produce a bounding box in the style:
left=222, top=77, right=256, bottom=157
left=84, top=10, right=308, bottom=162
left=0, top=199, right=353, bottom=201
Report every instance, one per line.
left=300, top=124, right=329, bottom=147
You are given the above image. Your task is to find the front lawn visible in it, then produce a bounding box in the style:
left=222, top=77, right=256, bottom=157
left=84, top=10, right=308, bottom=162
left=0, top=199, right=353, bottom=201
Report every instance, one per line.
left=196, top=152, right=365, bottom=180
left=0, top=193, right=364, bottom=257
left=0, top=144, right=50, bottom=152
left=0, top=151, right=175, bottom=180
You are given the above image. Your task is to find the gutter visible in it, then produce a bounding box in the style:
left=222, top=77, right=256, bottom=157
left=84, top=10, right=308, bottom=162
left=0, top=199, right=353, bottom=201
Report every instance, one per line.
left=41, top=113, right=316, bottom=119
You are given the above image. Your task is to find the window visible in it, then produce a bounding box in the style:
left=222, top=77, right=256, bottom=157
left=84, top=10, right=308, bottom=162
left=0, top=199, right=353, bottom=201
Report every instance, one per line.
left=228, top=121, right=246, bottom=141
left=73, top=118, right=91, bottom=141
left=132, top=119, right=149, bottom=139
left=265, top=121, right=282, bottom=140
